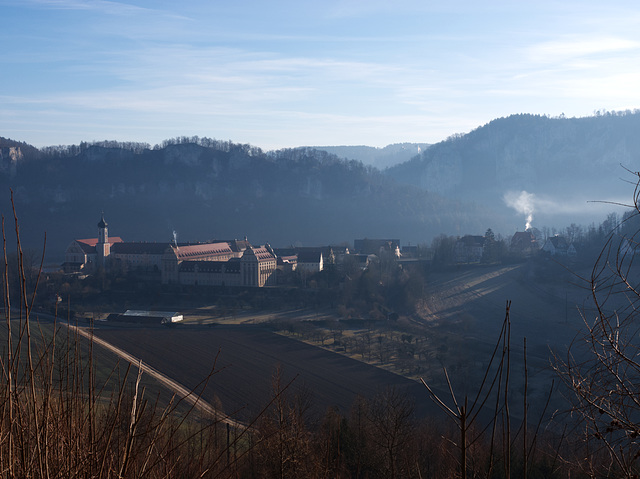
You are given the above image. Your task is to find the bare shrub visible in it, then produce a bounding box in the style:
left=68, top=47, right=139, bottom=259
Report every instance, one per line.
left=253, top=366, right=316, bottom=478
left=554, top=170, right=640, bottom=477
left=0, top=192, right=251, bottom=478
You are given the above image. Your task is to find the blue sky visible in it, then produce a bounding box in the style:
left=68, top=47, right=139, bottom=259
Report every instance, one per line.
left=2, top=0, right=640, bottom=150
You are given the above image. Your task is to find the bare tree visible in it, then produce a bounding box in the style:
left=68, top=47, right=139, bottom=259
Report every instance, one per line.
left=254, top=367, right=315, bottom=478
left=366, top=387, right=415, bottom=479
left=422, top=304, right=513, bottom=478
left=0, top=192, right=261, bottom=478
left=555, top=170, right=640, bottom=477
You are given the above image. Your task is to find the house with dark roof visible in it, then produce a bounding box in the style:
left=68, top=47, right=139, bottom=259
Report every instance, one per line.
left=272, top=245, right=350, bottom=274
left=296, top=250, right=324, bottom=273
left=353, top=239, right=400, bottom=258
left=542, top=236, right=576, bottom=256
left=454, top=235, right=485, bottom=263
left=510, top=231, right=538, bottom=255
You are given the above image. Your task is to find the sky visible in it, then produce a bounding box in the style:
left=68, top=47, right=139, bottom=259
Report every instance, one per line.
left=2, top=0, right=640, bottom=150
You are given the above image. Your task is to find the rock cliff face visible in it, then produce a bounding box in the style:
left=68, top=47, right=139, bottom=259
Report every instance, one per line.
left=0, top=147, right=22, bottom=177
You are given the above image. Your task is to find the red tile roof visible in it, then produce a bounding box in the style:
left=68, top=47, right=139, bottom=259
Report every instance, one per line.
left=171, top=242, right=233, bottom=261
left=248, top=246, right=276, bottom=262
left=76, top=237, right=124, bottom=247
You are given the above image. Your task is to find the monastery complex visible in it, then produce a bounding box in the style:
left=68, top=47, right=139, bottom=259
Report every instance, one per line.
left=63, top=215, right=278, bottom=287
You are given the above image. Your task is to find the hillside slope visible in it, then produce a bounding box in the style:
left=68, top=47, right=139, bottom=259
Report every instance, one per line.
left=386, top=112, right=639, bottom=229
left=0, top=139, right=488, bottom=260
left=310, top=143, right=429, bottom=169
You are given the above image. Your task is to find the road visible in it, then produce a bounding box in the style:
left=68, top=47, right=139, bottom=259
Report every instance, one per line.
left=59, top=319, right=248, bottom=429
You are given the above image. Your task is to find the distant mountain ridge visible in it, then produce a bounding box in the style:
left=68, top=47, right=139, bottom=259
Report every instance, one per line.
left=309, top=143, right=429, bottom=169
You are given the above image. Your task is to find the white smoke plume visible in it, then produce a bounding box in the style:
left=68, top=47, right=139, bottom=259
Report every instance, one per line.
left=504, top=190, right=535, bottom=230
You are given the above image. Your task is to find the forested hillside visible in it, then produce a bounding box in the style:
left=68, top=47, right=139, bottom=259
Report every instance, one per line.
left=387, top=111, right=640, bottom=229
left=1, top=111, right=635, bottom=262
left=0, top=138, right=487, bottom=261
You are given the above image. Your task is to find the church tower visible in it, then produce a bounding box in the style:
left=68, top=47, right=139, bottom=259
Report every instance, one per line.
left=97, top=213, right=110, bottom=265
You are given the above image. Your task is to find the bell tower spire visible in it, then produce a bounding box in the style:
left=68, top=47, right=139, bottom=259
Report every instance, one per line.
left=97, top=212, right=110, bottom=265
left=98, top=212, right=108, bottom=243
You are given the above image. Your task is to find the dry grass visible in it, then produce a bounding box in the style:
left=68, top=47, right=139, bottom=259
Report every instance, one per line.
left=0, top=193, right=255, bottom=478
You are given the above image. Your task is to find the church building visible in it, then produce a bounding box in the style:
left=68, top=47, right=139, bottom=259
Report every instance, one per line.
left=63, top=214, right=124, bottom=273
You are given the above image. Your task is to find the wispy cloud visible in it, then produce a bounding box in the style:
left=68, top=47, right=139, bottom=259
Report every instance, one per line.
left=27, top=0, right=168, bottom=17
left=527, top=36, right=640, bottom=64
left=4, top=1, right=640, bottom=149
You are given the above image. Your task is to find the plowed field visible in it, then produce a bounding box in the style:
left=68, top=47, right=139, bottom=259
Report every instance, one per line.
left=94, top=325, right=438, bottom=421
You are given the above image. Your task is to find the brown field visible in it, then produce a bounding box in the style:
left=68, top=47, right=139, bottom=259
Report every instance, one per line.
left=89, top=261, right=595, bottom=425
left=415, top=262, right=591, bottom=367
left=412, top=262, right=592, bottom=415
left=93, top=325, right=439, bottom=422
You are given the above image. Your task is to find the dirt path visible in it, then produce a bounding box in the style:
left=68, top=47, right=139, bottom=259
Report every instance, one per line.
left=62, top=322, right=247, bottom=429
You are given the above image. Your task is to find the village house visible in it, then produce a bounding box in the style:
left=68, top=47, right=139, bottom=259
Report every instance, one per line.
left=510, top=231, right=538, bottom=256
left=353, top=238, right=401, bottom=258
left=296, top=250, right=324, bottom=273
left=454, top=235, right=485, bottom=263
left=272, top=245, right=351, bottom=274
left=541, top=235, right=576, bottom=256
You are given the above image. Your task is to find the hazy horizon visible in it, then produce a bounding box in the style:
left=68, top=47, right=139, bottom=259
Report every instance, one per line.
left=3, top=1, right=640, bottom=150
